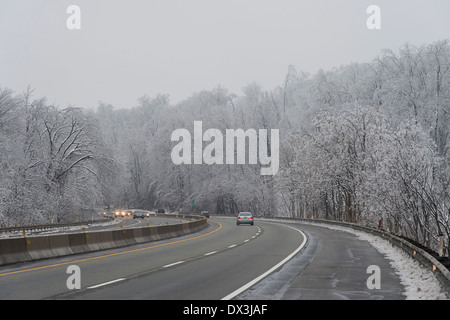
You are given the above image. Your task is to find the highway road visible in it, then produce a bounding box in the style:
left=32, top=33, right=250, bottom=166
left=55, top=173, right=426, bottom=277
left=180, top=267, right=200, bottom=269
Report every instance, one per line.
left=61, top=215, right=187, bottom=234
left=0, top=216, right=405, bottom=300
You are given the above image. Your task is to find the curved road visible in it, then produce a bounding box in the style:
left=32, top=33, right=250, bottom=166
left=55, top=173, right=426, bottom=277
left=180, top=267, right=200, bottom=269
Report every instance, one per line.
left=0, top=216, right=405, bottom=300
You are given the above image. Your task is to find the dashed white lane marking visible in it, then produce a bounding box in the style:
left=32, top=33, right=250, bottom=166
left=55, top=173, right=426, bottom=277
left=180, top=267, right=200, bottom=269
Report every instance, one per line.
left=87, top=278, right=126, bottom=289
left=221, top=225, right=307, bottom=300
left=163, top=261, right=185, bottom=268
left=87, top=225, right=261, bottom=291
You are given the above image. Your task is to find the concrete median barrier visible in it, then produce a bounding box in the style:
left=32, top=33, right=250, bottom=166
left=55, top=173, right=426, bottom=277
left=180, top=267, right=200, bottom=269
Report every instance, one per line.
left=132, top=227, right=152, bottom=243
left=112, top=229, right=137, bottom=247
left=0, top=238, right=30, bottom=265
left=0, top=216, right=208, bottom=266
left=26, top=236, right=53, bottom=261
left=68, top=233, right=89, bottom=254
left=157, top=224, right=183, bottom=240
left=86, top=231, right=115, bottom=251
left=48, top=234, right=73, bottom=257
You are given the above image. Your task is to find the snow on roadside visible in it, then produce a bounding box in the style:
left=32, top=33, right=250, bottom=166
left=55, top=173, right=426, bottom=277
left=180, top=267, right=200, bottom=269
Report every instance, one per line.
left=303, top=221, right=449, bottom=300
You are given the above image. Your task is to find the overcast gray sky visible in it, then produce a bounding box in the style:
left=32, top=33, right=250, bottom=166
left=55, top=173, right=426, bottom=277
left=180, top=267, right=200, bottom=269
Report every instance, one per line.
left=0, top=0, right=449, bottom=109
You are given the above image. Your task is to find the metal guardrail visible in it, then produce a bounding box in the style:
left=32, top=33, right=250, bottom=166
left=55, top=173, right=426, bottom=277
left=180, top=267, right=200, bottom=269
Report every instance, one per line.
left=0, top=217, right=114, bottom=234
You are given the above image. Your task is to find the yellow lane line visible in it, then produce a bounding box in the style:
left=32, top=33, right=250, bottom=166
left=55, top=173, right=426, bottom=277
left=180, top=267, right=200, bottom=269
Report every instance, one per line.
left=0, top=222, right=222, bottom=277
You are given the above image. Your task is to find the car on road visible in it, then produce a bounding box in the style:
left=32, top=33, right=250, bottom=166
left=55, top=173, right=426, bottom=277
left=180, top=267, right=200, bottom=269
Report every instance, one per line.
left=157, top=209, right=166, bottom=214
left=115, top=210, right=133, bottom=218
left=236, top=212, right=254, bottom=225
left=133, top=210, right=150, bottom=219
left=115, top=210, right=126, bottom=218
left=101, top=211, right=114, bottom=218
left=201, top=211, right=210, bottom=218
left=179, top=209, right=190, bottom=215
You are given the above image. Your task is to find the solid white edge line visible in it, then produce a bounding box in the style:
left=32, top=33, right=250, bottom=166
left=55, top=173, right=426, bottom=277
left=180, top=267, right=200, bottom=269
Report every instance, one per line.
left=163, top=260, right=185, bottom=268
left=221, top=224, right=307, bottom=300
left=87, top=278, right=126, bottom=289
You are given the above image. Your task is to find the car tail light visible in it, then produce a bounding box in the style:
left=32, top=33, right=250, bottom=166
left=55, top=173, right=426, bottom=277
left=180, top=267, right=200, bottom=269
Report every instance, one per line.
left=250, top=217, right=253, bottom=220
left=238, top=217, right=241, bottom=220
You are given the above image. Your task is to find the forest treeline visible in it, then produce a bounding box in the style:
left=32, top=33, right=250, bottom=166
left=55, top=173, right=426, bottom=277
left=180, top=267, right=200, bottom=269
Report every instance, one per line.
left=0, top=40, right=449, bottom=256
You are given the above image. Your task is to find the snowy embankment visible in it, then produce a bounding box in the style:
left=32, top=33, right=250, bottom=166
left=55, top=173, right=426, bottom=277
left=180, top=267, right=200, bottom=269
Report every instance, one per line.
left=268, top=218, right=449, bottom=300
